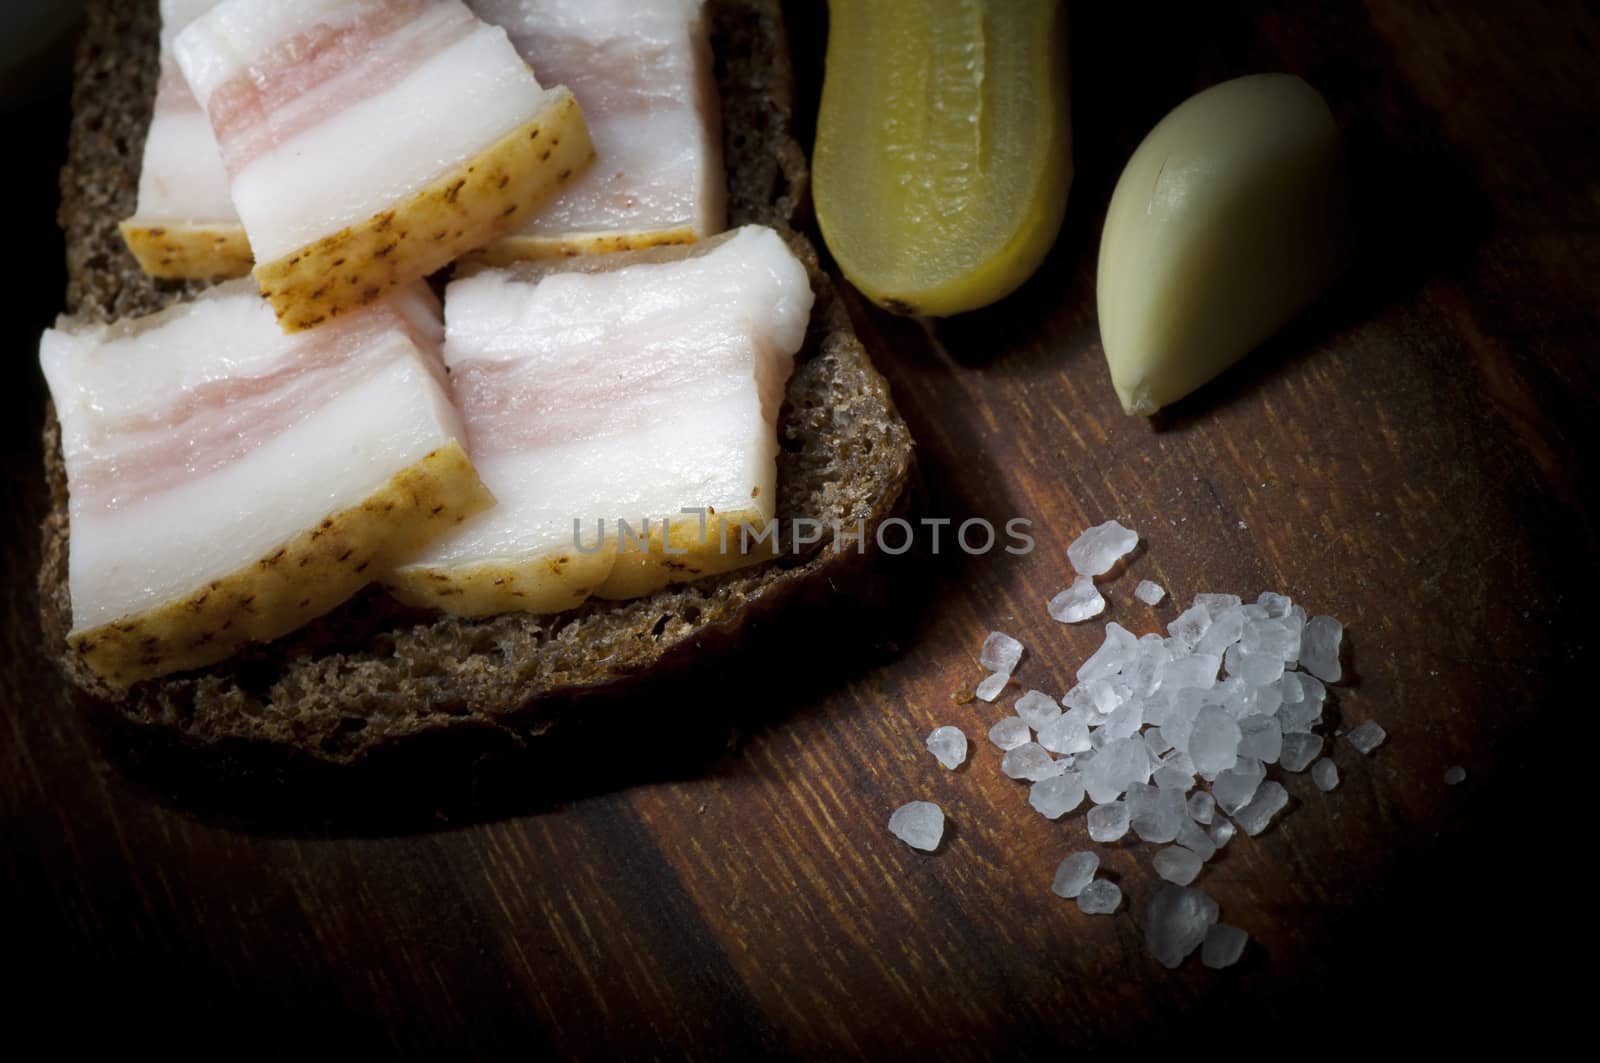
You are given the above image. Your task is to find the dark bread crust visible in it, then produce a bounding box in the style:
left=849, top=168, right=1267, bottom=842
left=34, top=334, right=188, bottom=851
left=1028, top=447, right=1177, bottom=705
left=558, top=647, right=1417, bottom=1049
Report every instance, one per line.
left=42, top=0, right=914, bottom=769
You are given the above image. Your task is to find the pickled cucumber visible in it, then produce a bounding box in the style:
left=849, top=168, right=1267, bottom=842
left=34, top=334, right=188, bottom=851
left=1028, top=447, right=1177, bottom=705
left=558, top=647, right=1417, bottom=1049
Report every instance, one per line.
left=814, top=0, right=1071, bottom=317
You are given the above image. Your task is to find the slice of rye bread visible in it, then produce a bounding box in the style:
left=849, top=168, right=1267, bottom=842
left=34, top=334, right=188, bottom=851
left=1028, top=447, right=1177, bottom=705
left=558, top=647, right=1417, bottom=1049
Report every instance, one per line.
left=41, top=0, right=915, bottom=769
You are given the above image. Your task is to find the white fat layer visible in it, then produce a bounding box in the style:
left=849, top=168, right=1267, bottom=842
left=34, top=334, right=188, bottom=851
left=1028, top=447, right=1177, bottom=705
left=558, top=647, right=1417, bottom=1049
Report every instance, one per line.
left=134, top=93, right=238, bottom=223
left=472, top=0, right=701, bottom=38
left=449, top=227, right=809, bottom=365
left=133, top=3, right=235, bottom=224
left=527, top=109, right=713, bottom=237
left=47, top=288, right=314, bottom=422
left=159, top=0, right=225, bottom=45
left=41, top=287, right=464, bottom=632
left=412, top=225, right=810, bottom=571
left=223, top=24, right=547, bottom=261
left=468, top=0, right=724, bottom=240
left=425, top=389, right=770, bottom=568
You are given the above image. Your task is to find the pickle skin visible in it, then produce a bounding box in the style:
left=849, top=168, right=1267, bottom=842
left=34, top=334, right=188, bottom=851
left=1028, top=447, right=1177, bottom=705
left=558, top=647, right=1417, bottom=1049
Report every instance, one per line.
left=1097, top=74, right=1349, bottom=416
left=814, top=0, right=1072, bottom=318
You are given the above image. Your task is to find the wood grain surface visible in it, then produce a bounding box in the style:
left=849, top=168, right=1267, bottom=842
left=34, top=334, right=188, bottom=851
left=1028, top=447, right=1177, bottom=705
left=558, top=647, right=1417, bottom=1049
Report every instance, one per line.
left=5, top=1, right=1593, bottom=1055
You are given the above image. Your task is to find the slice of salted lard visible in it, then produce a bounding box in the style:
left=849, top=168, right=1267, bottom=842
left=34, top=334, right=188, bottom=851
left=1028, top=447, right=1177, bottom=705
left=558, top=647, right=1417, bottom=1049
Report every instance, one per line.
left=40, top=282, right=493, bottom=688
left=172, top=0, right=595, bottom=332
left=389, top=226, right=812, bottom=617
left=118, top=0, right=252, bottom=280
left=467, top=0, right=725, bottom=262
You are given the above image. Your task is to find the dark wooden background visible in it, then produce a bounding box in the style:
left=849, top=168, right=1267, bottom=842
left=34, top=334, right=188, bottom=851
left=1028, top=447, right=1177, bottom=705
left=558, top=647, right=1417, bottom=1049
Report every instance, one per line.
left=5, top=1, right=1594, bottom=1055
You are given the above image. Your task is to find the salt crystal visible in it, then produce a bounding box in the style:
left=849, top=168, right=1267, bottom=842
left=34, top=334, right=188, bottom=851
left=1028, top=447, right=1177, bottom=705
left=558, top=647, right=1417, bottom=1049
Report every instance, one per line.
left=979, top=631, right=1024, bottom=675
left=1048, top=575, right=1106, bottom=624
left=1345, top=720, right=1387, bottom=755
left=1087, top=801, right=1130, bottom=842
left=1062, top=697, right=1100, bottom=730
left=1129, top=643, right=1173, bottom=698
left=1145, top=885, right=1220, bottom=969
left=1142, top=691, right=1178, bottom=729
left=1241, top=617, right=1298, bottom=662
left=1163, top=653, right=1222, bottom=692
left=1280, top=609, right=1305, bottom=665
left=1220, top=687, right=1260, bottom=722
left=1210, top=816, right=1236, bottom=848
left=1276, top=695, right=1321, bottom=735
left=1100, top=699, right=1144, bottom=741
left=975, top=671, right=1009, bottom=703
left=1246, top=681, right=1284, bottom=720
left=1193, top=593, right=1242, bottom=619
left=1188, top=706, right=1242, bottom=776
left=1030, top=772, right=1086, bottom=819
left=1277, top=672, right=1305, bottom=704
left=1176, top=818, right=1218, bottom=862
left=1094, top=681, right=1132, bottom=714
left=1299, top=615, right=1343, bottom=683
left=1077, top=878, right=1123, bottom=915
left=1445, top=765, right=1467, bottom=785
left=1037, top=710, right=1092, bottom=755
left=988, top=716, right=1032, bottom=751
left=1212, top=757, right=1266, bottom=815
left=1065, top=678, right=1126, bottom=715
left=1134, top=580, right=1166, bottom=606
left=1015, top=689, right=1063, bottom=730
left=1237, top=714, right=1283, bottom=763
left=1159, top=784, right=1191, bottom=821
left=1153, top=764, right=1195, bottom=792
left=1279, top=732, right=1323, bottom=773
left=925, top=726, right=969, bottom=769
left=1077, top=622, right=1139, bottom=683
left=1068, top=519, right=1139, bottom=577
left=1161, top=696, right=1200, bottom=753
left=1311, top=757, right=1340, bottom=791
left=1051, top=851, right=1099, bottom=899
left=1232, top=780, right=1289, bottom=836
left=1224, top=643, right=1285, bottom=687
left=1209, top=672, right=1246, bottom=705
left=1187, top=791, right=1216, bottom=825
left=1202, top=924, right=1249, bottom=969
left=1194, top=608, right=1246, bottom=658
left=888, top=801, right=945, bottom=851
left=1133, top=788, right=1188, bottom=843
left=1154, top=846, right=1204, bottom=886
left=1085, top=736, right=1152, bottom=804
left=1166, top=605, right=1213, bottom=651
left=1144, top=727, right=1174, bottom=757
left=1256, top=592, right=1292, bottom=618
left=1157, top=749, right=1195, bottom=776
left=1002, top=742, right=1063, bottom=782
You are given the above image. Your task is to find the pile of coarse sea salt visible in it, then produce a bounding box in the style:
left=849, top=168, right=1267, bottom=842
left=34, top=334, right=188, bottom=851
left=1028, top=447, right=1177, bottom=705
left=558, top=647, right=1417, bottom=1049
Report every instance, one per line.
left=888, top=520, right=1387, bottom=970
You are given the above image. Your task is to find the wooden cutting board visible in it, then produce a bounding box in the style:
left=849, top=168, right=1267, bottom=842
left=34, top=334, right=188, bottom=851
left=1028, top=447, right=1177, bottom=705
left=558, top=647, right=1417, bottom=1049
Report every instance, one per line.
left=5, top=1, right=1591, bottom=1053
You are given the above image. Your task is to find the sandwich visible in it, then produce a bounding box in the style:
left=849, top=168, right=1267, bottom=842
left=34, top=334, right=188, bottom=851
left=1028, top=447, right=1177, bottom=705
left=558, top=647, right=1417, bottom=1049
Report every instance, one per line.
left=40, top=0, right=915, bottom=783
